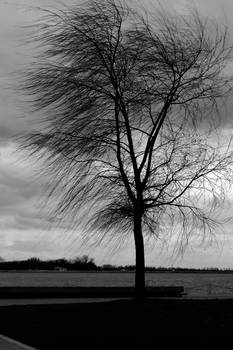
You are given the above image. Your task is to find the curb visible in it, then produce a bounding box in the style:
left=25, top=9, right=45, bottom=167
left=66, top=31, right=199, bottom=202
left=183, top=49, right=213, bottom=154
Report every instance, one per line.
left=0, top=334, right=37, bottom=350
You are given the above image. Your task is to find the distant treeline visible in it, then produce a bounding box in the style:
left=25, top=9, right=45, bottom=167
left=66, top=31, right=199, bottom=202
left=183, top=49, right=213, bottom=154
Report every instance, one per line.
left=0, top=256, right=97, bottom=271
left=0, top=256, right=233, bottom=272
left=101, top=265, right=233, bottom=273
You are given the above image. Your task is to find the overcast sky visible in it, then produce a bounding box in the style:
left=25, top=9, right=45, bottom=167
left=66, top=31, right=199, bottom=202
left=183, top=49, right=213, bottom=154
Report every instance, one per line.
left=1, top=0, right=233, bottom=267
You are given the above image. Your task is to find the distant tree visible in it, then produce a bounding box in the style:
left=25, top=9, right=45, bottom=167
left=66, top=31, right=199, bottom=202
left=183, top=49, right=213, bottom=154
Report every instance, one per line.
left=19, top=0, right=233, bottom=298
left=101, top=264, right=116, bottom=270
left=79, top=255, right=94, bottom=265
left=71, top=255, right=96, bottom=270
left=26, top=257, right=41, bottom=270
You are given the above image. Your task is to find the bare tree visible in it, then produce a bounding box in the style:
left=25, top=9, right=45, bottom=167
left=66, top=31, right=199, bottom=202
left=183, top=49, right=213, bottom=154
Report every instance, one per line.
left=19, top=0, right=233, bottom=298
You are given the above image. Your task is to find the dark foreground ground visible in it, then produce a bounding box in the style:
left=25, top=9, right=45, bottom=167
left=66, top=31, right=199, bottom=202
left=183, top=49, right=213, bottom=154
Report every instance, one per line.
left=0, top=299, right=233, bottom=349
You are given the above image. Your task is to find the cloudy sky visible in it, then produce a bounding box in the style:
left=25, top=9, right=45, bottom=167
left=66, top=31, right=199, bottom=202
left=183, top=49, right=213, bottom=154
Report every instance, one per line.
left=1, top=0, right=233, bottom=267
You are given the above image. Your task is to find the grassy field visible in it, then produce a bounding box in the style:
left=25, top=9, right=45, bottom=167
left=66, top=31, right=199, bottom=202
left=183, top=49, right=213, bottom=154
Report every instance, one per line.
left=1, top=271, right=233, bottom=296
left=0, top=299, right=233, bottom=348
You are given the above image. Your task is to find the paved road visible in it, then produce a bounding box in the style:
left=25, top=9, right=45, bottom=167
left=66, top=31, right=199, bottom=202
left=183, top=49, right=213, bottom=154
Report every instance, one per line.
left=0, top=297, right=119, bottom=306
left=0, top=295, right=233, bottom=307
left=0, top=335, right=37, bottom=350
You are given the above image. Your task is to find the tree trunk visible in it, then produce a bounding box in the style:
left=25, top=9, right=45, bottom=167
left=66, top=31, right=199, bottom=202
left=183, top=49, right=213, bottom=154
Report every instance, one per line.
left=134, top=211, right=145, bottom=300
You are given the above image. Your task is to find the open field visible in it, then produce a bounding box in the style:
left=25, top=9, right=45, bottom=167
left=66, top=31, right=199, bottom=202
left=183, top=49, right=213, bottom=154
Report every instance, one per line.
left=0, top=299, right=233, bottom=348
left=0, top=286, right=184, bottom=299
left=1, top=271, right=233, bottom=296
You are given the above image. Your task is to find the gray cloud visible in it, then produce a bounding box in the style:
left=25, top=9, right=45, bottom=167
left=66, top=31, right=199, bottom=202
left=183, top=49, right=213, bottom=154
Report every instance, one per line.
left=0, top=141, right=51, bottom=234
left=7, top=239, right=64, bottom=255
left=0, top=126, right=13, bottom=144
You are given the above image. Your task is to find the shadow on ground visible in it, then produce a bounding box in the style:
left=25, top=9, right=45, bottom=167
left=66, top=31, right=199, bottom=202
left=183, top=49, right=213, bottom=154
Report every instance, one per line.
left=0, top=299, right=232, bottom=349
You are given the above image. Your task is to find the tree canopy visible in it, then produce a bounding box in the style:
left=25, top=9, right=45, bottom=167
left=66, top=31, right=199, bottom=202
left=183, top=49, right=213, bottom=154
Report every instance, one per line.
left=19, top=0, right=233, bottom=297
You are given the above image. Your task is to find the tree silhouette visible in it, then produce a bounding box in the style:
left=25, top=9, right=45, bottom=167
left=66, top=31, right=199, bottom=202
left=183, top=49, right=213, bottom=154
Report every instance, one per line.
left=19, top=0, right=233, bottom=298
